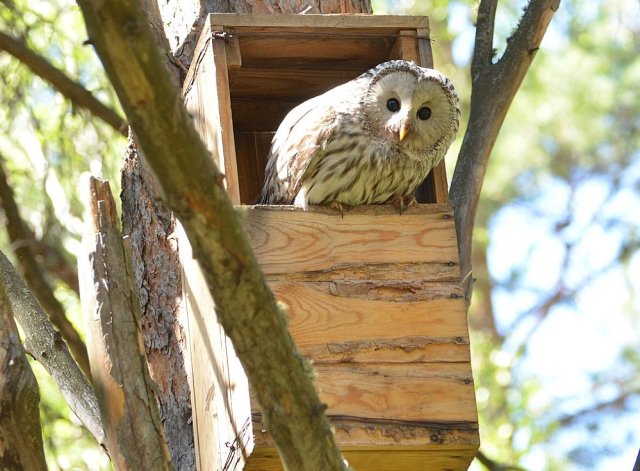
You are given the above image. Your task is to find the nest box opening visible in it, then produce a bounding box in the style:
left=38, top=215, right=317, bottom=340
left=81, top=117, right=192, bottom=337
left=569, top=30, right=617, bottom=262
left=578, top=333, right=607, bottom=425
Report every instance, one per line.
left=183, top=14, right=449, bottom=206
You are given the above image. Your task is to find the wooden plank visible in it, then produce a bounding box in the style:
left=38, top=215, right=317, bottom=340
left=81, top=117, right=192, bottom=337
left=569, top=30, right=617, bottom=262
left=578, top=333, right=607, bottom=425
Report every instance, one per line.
left=209, top=14, right=430, bottom=31
left=270, top=282, right=469, bottom=363
left=229, top=67, right=363, bottom=97
left=431, top=161, right=450, bottom=203
left=251, top=363, right=476, bottom=422
left=211, top=24, right=241, bottom=204
left=232, top=98, right=300, bottom=131
left=388, top=30, right=420, bottom=63
left=183, top=22, right=241, bottom=203
left=240, top=204, right=459, bottom=277
left=253, top=418, right=479, bottom=448
left=178, top=223, right=253, bottom=471
left=417, top=27, right=434, bottom=68
left=234, top=132, right=272, bottom=203
left=233, top=36, right=394, bottom=72
left=246, top=447, right=476, bottom=471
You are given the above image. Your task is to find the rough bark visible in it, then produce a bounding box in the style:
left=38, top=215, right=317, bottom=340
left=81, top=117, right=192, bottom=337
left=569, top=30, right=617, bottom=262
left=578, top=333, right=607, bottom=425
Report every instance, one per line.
left=0, top=249, right=105, bottom=448
left=0, top=271, right=47, bottom=471
left=76, top=0, right=355, bottom=468
left=449, top=0, right=561, bottom=301
left=121, top=141, right=194, bottom=470
left=79, top=177, right=172, bottom=470
left=0, top=31, right=127, bottom=136
left=0, top=157, right=92, bottom=380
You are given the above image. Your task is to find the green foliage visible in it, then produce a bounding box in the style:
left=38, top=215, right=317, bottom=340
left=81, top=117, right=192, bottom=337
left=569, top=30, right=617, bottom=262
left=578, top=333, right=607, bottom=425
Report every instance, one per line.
left=1, top=0, right=123, bottom=467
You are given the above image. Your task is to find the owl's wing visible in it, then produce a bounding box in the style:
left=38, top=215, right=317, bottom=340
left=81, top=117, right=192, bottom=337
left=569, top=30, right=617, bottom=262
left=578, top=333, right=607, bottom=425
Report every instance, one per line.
left=259, top=82, right=358, bottom=204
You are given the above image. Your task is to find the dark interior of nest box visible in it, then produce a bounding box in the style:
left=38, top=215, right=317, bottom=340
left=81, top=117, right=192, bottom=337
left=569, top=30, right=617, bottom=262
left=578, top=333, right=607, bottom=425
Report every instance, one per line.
left=220, top=20, right=442, bottom=205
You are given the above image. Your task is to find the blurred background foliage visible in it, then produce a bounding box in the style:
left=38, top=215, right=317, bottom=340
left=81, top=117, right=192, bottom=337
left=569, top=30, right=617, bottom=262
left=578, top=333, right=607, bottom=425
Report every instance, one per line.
left=1, top=0, right=638, bottom=469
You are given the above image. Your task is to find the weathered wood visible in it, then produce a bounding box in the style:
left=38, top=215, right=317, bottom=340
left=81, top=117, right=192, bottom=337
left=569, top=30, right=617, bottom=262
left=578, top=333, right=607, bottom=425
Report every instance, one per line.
left=79, top=177, right=172, bottom=470
left=268, top=282, right=468, bottom=363
left=0, top=250, right=105, bottom=447
left=0, top=274, right=47, bottom=471
left=178, top=223, right=253, bottom=471
left=238, top=203, right=478, bottom=470
left=184, top=21, right=241, bottom=203
left=209, top=14, right=429, bottom=30
left=240, top=204, right=459, bottom=276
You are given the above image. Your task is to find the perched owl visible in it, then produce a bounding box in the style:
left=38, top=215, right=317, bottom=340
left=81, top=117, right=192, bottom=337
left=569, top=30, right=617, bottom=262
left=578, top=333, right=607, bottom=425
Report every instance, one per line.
left=258, top=60, right=460, bottom=211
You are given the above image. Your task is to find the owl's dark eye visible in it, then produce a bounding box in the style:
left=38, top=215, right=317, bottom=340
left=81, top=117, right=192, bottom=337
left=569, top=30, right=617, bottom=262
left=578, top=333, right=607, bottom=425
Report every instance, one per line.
left=417, top=106, right=432, bottom=120
left=386, top=98, right=400, bottom=112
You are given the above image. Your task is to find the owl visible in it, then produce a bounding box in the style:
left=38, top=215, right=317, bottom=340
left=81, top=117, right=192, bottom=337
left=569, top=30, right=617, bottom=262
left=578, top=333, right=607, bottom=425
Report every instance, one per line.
left=258, top=60, right=460, bottom=211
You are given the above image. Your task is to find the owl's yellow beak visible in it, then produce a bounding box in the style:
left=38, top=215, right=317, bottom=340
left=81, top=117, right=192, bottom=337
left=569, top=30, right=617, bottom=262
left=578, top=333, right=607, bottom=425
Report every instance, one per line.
left=399, top=123, right=409, bottom=142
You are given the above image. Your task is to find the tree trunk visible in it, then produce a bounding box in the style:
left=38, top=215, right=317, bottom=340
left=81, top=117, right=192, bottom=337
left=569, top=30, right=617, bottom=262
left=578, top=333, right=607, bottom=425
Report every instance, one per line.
left=0, top=270, right=47, bottom=471
left=125, top=2, right=371, bottom=470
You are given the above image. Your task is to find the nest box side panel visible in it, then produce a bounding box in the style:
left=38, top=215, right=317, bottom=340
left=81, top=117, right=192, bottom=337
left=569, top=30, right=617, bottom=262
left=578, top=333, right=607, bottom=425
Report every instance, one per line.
left=241, top=204, right=479, bottom=470
left=183, top=21, right=241, bottom=204
left=176, top=223, right=253, bottom=471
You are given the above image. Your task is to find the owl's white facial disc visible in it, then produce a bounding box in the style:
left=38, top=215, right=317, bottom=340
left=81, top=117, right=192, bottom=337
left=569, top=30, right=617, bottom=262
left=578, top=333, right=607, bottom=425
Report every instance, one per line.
left=363, top=64, right=459, bottom=161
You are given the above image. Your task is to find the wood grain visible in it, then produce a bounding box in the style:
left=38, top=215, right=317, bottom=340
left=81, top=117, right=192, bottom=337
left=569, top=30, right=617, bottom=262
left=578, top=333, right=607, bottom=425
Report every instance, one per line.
left=270, top=281, right=469, bottom=363
left=251, top=363, right=476, bottom=422
left=209, top=14, right=430, bottom=31
left=240, top=204, right=459, bottom=276
left=177, top=223, right=254, bottom=471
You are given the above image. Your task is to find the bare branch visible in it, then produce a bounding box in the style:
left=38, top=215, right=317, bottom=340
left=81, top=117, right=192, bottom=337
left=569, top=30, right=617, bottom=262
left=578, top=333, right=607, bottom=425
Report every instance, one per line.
left=0, top=249, right=105, bottom=448
left=450, top=0, right=561, bottom=302
left=76, top=1, right=348, bottom=469
left=471, top=0, right=498, bottom=78
left=0, top=270, right=47, bottom=471
left=0, top=157, right=92, bottom=379
left=0, top=30, right=127, bottom=136
left=476, top=449, right=526, bottom=471
left=79, top=177, right=171, bottom=470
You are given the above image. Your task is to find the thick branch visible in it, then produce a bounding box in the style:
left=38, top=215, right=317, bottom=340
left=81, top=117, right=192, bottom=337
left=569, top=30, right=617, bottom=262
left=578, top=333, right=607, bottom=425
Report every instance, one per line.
left=0, top=272, right=47, bottom=471
left=76, top=2, right=347, bottom=470
left=0, top=249, right=105, bottom=448
left=79, top=178, right=171, bottom=470
left=0, top=31, right=127, bottom=136
left=0, top=157, right=92, bottom=379
left=449, top=0, right=560, bottom=301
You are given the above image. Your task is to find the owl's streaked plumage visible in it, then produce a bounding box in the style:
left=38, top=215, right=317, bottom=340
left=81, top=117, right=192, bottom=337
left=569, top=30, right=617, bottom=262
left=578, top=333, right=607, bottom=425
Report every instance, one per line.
left=258, top=60, right=460, bottom=210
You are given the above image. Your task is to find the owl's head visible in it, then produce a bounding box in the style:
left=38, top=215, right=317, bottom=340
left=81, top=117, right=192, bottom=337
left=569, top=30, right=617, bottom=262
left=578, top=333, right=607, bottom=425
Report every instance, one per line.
left=362, top=60, right=460, bottom=160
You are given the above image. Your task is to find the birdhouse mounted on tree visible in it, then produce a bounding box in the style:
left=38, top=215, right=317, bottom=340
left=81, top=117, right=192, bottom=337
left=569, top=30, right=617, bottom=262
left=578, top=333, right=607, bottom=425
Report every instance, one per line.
left=180, top=13, right=479, bottom=471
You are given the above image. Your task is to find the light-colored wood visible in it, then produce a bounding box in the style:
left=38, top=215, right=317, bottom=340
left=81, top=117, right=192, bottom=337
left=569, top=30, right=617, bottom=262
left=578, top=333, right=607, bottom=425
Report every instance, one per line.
left=250, top=363, right=475, bottom=422
left=240, top=204, right=459, bottom=277
left=269, top=281, right=469, bottom=363
left=389, top=30, right=420, bottom=63
left=178, top=222, right=253, bottom=471
left=246, top=447, right=478, bottom=471
left=183, top=22, right=241, bottom=204
left=209, top=14, right=430, bottom=31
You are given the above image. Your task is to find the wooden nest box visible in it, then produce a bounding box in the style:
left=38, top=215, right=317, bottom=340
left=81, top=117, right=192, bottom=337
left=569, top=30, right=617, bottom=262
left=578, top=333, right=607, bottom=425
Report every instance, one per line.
left=181, top=13, right=479, bottom=471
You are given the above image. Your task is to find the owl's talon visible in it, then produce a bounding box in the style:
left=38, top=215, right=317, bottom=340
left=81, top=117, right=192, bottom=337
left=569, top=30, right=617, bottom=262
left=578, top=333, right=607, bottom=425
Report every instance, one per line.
left=328, top=201, right=351, bottom=217
left=392, top=194, right=417, bottom=214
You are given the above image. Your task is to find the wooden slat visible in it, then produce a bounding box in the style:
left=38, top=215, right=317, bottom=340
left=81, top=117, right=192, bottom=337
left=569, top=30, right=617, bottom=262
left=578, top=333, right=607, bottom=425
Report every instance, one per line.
left=270, top=282, right=469, bottom=363
left=240, top=204, right=459, bottom=277
left=179, top=223, right=254, bottom=471
left=229, top=67, right=363, bottom=97
left=232, top=98, right=300, bottom=131
left=183, top=22, right=241, bottom=203
left=250, top=363, right=476, bottom=422
left=209, top=14, right=429, bottom=31
left=234, top=36, right=394, bottom=69
left=246, top=447, right=476, bottom=471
